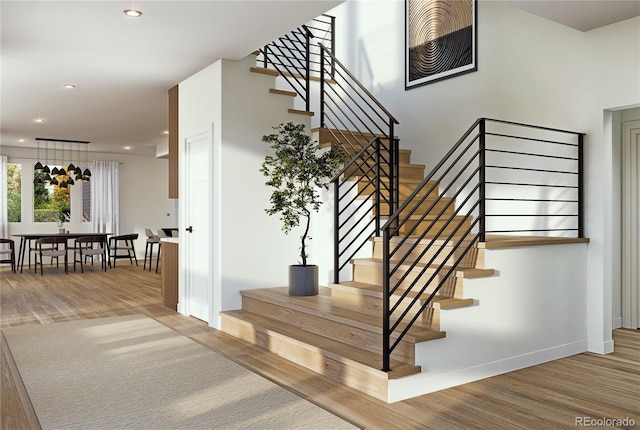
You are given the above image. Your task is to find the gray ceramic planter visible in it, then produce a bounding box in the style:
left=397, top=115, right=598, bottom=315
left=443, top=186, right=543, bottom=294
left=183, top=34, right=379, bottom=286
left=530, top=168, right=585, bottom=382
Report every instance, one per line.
left=288, top=265, right=319, bottom=296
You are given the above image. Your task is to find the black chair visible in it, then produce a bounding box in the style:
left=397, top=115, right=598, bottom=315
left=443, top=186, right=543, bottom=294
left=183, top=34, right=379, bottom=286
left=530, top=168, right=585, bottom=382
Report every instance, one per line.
left=144, top=228, right=160, bottom=271
left=0, top=238, right=16, bottom=273
left=109, top=233, right=139, bottom=267
left=34, top=237, right=68, bottom=275
left=73, top=236, right=107, bottom=273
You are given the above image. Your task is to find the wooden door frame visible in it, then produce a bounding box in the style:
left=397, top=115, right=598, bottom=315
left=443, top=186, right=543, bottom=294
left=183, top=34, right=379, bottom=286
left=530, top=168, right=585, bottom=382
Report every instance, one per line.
left=179, top=127, right=214, bottom=324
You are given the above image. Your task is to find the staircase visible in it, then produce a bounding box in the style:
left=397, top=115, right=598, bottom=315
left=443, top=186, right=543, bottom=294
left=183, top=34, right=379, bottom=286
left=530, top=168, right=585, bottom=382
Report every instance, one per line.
left=221, top=119, right=495, bottom=401
left=219, top=15, right=585, bottom=403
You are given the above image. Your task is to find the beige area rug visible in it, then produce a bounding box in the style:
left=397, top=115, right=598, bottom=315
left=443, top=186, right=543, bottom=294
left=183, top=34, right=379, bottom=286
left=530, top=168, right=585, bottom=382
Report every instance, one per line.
left=2, top=315, right=359, bottom=430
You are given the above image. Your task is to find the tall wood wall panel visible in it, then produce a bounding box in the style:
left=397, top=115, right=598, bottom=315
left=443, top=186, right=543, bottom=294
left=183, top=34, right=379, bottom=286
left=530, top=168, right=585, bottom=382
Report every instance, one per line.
left=168, top=85, right=179, bottom=198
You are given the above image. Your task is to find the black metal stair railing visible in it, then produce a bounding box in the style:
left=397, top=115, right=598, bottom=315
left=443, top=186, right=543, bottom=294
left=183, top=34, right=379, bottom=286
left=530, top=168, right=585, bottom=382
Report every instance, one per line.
left=318, top=44, right=399, bottom=283
left=380, top=118, right=585, bottom=371
left=257, top=14, right=335, bottom=112
left=257, top=15, right=400, bottom=284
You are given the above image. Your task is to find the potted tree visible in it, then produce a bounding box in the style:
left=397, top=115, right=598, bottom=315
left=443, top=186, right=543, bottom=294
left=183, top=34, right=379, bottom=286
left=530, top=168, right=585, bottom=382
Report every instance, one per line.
left=261, top=122, right=345, bottom=296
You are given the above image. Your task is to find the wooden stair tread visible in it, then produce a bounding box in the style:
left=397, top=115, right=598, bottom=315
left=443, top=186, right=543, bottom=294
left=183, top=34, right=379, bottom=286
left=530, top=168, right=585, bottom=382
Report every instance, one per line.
left=351, top=258, right=494, bottom=278
left=269, top=88, right=297, bottom=97
left=221, top=309, right=420, bottom=379
left=330, top=282, right=475, bottom=310
left=371, top=235, right=478, bottom=248
left=288, top=108, right=314, bottom=116
left=250, top=66, right=279, bottom=77
left=481, top=234, right=590, bottom=249
left=240, top=287, right=445, bottom=343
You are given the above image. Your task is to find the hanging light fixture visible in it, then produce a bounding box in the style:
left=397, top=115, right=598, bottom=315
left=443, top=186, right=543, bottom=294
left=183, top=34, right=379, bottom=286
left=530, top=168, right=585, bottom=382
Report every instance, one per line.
left=35, top=138, right=90, bottom=187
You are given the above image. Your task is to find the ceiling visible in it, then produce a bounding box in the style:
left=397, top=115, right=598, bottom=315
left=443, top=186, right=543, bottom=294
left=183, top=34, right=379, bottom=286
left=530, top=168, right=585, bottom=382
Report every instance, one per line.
left=2, top=1, right=639, bottom=157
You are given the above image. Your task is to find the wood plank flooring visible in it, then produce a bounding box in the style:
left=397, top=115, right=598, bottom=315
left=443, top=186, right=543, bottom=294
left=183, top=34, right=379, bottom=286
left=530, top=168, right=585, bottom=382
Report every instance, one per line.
left=1, top=265, right=638, bottom=429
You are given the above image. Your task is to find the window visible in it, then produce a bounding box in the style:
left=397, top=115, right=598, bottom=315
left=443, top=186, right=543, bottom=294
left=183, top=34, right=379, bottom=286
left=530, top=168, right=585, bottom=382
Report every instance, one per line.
left=82, top=181, right=91, bottom=222
left=7, top=163, right=21, bottom=222
left=34, top=166, right=70, bottom=222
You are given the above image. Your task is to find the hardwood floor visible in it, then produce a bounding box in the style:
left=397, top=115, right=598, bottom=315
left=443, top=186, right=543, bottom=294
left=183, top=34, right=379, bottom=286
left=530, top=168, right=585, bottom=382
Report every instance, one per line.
left=1, top=265, right=638, bottom=429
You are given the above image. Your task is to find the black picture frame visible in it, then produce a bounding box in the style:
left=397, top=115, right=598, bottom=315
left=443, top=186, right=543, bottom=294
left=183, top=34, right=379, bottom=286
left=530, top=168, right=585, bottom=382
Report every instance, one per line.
left=405, top=0, right=478, bottom=89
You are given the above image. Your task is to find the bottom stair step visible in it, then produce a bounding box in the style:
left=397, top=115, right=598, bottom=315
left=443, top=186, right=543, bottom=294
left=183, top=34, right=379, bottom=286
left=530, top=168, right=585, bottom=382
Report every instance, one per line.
left=220, top=308, right=421, bottom=401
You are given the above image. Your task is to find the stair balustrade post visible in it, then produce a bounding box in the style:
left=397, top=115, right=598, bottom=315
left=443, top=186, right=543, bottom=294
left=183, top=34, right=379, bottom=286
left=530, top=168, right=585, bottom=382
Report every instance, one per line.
left=382, top=228, right=391, bottom=372
left=389, top=120, right=398, bottom=233
left=334, top=179, right=340, bottom=284
left=479, top=119, right=486, bottom=242
left=305, top=28, right=311, bottom=113
left=578, top=133, right=584, bottom=238
left=319, top=46, right=325, bottom=127
left=262, top=45, right=268, bottom=69
left=375, top=138, right=381, bottom=235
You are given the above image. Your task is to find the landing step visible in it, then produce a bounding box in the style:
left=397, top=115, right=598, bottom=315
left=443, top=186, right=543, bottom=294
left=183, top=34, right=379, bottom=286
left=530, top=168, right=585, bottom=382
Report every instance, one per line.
left=220, top=309, right=421, bottom=380
left=330, top=281, right=475, bottom=310
left=482, top=234, right=590, bottom=249
left=352, top=258, right=495, bottom=279
left=240, top=287, right=445, bottom=343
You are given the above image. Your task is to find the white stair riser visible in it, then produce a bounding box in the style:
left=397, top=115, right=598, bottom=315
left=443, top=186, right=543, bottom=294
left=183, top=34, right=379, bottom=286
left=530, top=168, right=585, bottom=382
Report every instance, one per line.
left=372, top=241, right=484, bottom=269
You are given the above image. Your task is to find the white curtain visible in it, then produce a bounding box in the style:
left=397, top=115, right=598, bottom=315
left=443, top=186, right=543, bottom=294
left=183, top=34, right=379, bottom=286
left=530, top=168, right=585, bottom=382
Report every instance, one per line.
left=91, top=160, right=119, bottom=235
left=0, top=156, right=8, bottom=238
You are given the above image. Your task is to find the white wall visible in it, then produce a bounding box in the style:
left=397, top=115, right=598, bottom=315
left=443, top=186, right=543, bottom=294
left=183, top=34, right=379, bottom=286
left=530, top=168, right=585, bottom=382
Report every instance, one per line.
left=0, top=146, right=175, bottom=257
left=326, top=0, right=640, bottom=354
left=179, top=54, right=327, bottom=328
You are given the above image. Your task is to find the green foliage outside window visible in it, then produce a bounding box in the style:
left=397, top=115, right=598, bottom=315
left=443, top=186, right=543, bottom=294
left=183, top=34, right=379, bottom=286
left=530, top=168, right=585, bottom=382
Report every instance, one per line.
left=33, top=168, right=70, bottom=222
left=7, top=163, right=21, bottom=222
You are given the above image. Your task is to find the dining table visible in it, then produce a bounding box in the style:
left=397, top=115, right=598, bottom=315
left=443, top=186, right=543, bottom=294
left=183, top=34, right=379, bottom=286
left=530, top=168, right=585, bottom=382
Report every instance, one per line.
left=12, top=232, right=112, bottom=273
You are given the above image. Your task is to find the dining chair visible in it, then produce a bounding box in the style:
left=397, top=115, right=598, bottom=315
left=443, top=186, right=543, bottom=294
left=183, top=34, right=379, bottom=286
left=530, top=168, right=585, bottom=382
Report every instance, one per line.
left=0, top=238, right=16, bottom=273
left=73, top=236, right=108, bottom=273
left=144, top=228, right=160, bottom=272
left=108, top=233, right=139, bottom=267
left=34, top=237, right=68, bottom=275
left=155, top=229, right=170, bottom=273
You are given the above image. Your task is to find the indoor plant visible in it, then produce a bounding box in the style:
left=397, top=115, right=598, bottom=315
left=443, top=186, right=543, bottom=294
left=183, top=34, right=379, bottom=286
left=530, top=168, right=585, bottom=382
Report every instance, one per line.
left=261, top=122, right=345, bottom=296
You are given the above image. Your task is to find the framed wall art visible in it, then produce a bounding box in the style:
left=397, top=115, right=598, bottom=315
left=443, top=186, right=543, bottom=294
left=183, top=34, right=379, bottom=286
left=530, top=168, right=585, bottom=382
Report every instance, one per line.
left=405, top=0, right=477, bottom=89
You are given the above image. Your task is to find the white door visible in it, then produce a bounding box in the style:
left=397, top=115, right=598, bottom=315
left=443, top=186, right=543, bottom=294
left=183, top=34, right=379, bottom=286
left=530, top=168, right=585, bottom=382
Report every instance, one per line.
left=622, top=120, right=640, bottom=329
left=184, top=130, right=212, bottom=322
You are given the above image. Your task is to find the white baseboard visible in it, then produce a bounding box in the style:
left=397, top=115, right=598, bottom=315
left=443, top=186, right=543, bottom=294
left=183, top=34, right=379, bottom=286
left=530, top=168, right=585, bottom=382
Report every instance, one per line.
left=613, top=317, right=623, bottom=329
left=388, top=340, right=588, bottom=403
left=588, top=339, right=615, bottom=354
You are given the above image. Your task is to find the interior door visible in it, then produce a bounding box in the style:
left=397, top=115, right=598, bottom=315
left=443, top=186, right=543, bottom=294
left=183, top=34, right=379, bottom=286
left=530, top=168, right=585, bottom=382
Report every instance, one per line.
left=622, top=120, right=640, bottom=329
left=184, top=130, right=212, bottom=322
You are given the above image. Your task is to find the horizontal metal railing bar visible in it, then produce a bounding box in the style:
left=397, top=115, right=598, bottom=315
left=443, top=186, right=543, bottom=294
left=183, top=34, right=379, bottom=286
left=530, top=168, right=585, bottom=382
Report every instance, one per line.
left=389, top=231, right=482, bottom=354
left=485, top=132, right=580, bottom=147
left=389, top=215, right=480, bottom=319
left=337, top=211, right=373, bottom=244
left=486, top=198, right=578, bottom=203
left=388, top=218, right=480, bottom=346
left=486, top=165, right=578, bottom=175
left=337, top=174, right=373, bottom=204
left=487, top=228, right=579, bottom=233
left=485, top=148, right=578, bottom=161
left=264, top=61, right=306, bottom=101
left=396, top=146, right=480, bottom=233
left=485, top=181, right=578, bottom=189
left=324, top=118, right=367, bottom=156
left=338, top=191, right=375, bottom=220
left=383, top=120, right=482, bottom=230
left=483, top=117, right=584, bottom=136
left=338, top=219, right=376, bottom=260
left=323, top=101, right=380, bottom=150
left=390, top=180, right=480, bottom=282
left=485, top=214, right=578, bottom=217
left=320, top=44, right=399, bottom=124
left=322, top=64, right=390, bottom=130
left=331, top=138, right=379, bottom=182
left=323, top=88, right=383, bottom=139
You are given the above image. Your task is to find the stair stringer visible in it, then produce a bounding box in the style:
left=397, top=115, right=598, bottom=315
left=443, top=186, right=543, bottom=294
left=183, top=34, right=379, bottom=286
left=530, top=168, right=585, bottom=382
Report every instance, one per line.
left=387, top=242, right=589, bottom=402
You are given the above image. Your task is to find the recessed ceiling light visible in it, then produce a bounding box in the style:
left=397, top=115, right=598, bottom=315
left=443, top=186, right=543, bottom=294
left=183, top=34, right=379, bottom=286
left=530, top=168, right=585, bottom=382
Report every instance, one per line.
left=163, top=130, right=169, bottom=135
left=18, top=138, right=25, bottom=143
left=124, top=146, right=132, bottom=150
left=35, top=118, right=44, bottom=123
left=123, top=9, right=142, bottom=17
left=63, top=83, right=76, bottom=89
